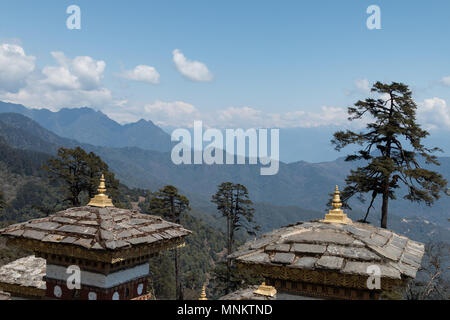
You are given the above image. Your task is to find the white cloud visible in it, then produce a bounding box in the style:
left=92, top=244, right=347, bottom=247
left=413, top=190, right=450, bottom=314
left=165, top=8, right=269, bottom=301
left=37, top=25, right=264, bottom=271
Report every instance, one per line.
left=41, top=52, right=106, bottom=91
left=172, top=49, right=213, bottom=82
left=0, top=43, right=35, bottom=92
left=71, top=55, right=106, bottom=90
left=418, top=97, right=450, bottom=130
left=440, top=76, right=450, bottom=86
left=120, top=65, right=160, bottom=84
left=143, top=100, right=200, bottom=127
left=136, top=101, right=350, bottom=129
left=207, top=105, right=350, bottom=129
left=345, top=79, right=373, bottom=96
left=354, top=78, right=371, bottom=93
left=42, top=66, right=79, bottom=90
left=0, top=47, right=113, bottom=111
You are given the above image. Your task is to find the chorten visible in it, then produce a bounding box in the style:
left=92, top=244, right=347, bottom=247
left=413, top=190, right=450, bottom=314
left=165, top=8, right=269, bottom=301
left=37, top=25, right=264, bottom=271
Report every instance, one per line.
left=0, top=175, right=191, bottom=300
left=228, top=186, right=425, bottom=300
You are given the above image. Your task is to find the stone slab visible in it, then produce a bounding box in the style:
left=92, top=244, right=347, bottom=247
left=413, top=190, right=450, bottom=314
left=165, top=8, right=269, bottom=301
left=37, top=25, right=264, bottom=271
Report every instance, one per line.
left=315, top=255, right=344, bottom=270
left=291, top=243, right=326, bottom=254
left=326, top=245, right=381, bottom=261
left=290, top=257, right=318, bottom=269
left=271, top=253, right=296, bottom=264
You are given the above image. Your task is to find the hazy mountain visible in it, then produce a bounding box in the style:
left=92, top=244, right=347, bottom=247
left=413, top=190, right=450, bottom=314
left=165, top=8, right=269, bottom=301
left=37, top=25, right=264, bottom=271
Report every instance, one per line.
left=0, top=101, right=171, bottom=152
left=277, top=127, right=450, bottom=164
left=0, top=112, right=448, bottom=234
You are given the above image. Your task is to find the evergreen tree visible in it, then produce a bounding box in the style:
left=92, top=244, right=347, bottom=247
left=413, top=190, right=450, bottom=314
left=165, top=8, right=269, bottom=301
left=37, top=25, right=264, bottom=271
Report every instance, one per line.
left=211, top=182, right=259, bottom=293
left=332, top=82, right=447, bottom=228
left=148, top=185, right=190, bottom=300
left=43, top=147, right=120, bottom=206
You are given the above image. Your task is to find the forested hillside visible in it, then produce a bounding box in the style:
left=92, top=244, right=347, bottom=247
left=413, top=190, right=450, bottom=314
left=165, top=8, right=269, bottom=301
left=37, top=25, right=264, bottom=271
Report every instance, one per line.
left=0, top=136, right=228, bottom=299
left=0, top=109, right=448, bottom=299
left=0, top=112, right=448, bottom=242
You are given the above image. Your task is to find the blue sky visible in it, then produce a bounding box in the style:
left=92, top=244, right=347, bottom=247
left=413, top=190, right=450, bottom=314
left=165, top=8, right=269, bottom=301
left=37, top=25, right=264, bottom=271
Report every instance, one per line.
left=1, top=0, right=450, bottom=131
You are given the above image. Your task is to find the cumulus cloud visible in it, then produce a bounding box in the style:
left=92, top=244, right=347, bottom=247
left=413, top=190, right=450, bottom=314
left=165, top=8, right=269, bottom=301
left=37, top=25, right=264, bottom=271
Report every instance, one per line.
left=0, top=46, right=113, bottom=110
left=120, top=65, right=160, bottom=84
left=417, top=97, right=450, bottom=130
left=71, top=55, right=106, bottom=90
left=0, top=43, right=36, bottom=92
left=41, top=52, right=106, bottom=90
left=138, top=101, right=350, bottom=129
left=143, top=100, right=200, bottom=127
left=172, top=49, right=213, bottom=82
left=213, top=106, right=350, bottom=128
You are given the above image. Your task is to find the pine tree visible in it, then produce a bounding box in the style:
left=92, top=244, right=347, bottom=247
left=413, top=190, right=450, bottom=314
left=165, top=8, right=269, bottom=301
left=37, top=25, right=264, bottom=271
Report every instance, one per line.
left=332, top=81, right=447, bottom=228
left=211, top=182, right=259, bottom=293
left=148, top=185, right=190, bottom=300
left=43, top=147, right=120, bottom=206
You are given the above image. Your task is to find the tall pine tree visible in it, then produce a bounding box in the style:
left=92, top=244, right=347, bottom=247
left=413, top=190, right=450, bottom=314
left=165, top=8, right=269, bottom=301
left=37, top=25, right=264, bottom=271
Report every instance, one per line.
left=211, top=182, right=259, bottom=293
left=148, top=185, right=190, bottom=300
left=332, top=82, right=447, bottom=228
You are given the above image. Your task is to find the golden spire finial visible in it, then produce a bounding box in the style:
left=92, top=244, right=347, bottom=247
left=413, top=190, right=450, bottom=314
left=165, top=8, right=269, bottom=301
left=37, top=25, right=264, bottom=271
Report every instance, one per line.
left=199, top=285, right=208, bottom=300
left=332, top=185, right=342, bottom=210
left=97, top=174, right=107, bottom=194
left=322, top=185, right=352, bottom=224
left=87, top=174, right=114, bottom=208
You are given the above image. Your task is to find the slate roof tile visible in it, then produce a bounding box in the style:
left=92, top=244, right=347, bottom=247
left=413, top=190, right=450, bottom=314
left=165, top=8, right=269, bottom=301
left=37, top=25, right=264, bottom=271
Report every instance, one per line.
left=230, top=220, right=424, bottom=280
left=0, top=206, right=191, bottom=252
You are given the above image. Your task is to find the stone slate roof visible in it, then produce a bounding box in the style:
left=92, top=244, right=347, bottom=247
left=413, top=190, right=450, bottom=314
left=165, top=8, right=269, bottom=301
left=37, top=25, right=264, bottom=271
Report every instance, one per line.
left=0, top=255, right=46, bottom=291
left=0, top=206, right=191, bottom=252
left=230, top=221, right=425, bottom=279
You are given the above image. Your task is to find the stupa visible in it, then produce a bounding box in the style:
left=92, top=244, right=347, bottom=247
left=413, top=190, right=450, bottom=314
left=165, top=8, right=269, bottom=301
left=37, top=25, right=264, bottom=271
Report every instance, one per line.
left=0, top=175, right=191, bottom=300
left=228, top=186, right=425, bottom=300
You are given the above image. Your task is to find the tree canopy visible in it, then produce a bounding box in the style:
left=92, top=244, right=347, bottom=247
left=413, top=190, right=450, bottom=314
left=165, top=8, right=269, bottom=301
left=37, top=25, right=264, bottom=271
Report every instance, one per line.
left=211, top=182, right=259, bottom=293
left=148, top=185, right=191, bottom=300
left=332, top=81, right=447, bottom=228
left=43, top=147, right=120, bottom=207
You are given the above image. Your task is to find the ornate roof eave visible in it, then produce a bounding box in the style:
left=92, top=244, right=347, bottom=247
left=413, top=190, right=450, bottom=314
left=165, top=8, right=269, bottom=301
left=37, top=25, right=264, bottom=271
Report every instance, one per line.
left=5, top=236, right=188, bottom=264
left=235, top=260, right=407, bottom=293
left=0, top=282, right=45, bottom=299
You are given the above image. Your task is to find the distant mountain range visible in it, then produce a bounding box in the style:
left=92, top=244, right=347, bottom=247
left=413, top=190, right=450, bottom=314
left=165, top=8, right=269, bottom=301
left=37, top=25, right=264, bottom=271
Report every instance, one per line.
left=2, top=101, right=449, bottom=163
left=0, top=109, right=448, bottom=244
left=0, top=101, right=171, bottom=152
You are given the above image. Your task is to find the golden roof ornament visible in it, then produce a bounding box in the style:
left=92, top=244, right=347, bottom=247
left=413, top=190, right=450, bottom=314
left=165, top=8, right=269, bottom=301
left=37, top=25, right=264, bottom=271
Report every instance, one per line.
left=322, top=186, right=352, bottom=224
left=87, top=174, right=114, bottom=208
left=254, top=282, right=277, bottom=297
left=199, top=285, right=208, bottom=300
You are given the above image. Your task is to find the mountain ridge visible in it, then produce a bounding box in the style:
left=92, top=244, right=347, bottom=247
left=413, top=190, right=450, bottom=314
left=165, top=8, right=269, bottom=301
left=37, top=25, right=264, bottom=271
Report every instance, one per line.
left=0, top=101, right=171, bottom=152
left=0, top=112, right=448, bottom=235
